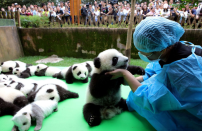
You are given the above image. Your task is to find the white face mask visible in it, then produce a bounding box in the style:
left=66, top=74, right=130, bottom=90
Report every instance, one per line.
left=138, top=52, right=162, bottom=63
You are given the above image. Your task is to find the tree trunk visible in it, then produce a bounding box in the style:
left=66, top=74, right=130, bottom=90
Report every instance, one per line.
left=125, top=0, right=136, bottom=63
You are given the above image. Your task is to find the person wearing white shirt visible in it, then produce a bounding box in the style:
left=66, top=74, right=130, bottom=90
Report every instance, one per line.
left=134, top=6, right=142, bottom=16
left=161, top=4, right=170, bottom=18
left=117, top=6, right=125, bottom=21
left=49, top=7, right=56, bottom=17
left=93, top=6, right=100, bottom=22
left=196, top=3, right=202, bottom=15
left=179, top=8, right=187, bottom=23
left=60, top=2, right=65, bottom=13
left=155, top=5, right=161, bottom=15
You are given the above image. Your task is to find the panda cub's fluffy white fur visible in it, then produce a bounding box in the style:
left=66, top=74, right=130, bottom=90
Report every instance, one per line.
left=12, top=66, right=37, bottom=78
left=83, top=49, right=145, bottom=127
left=0, top=88, right=29, bottom=108
left=35, top=64, right=61, bottom=77
left=1, top=61, right=31, bottom=74
left=12, top=100, right=58, bottom=131
left=53, top=63, right=89, bottom=84
left=27, top=79, right=79, bottom=102
left=12, top=67, right=27, bottom=76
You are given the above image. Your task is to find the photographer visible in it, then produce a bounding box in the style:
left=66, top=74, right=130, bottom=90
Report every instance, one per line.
left=93, top=6, right=100, bottom=22
left=170, top=6, right=179, bottom=21
left=87, top=4, right=94, bottom=22
left=100, top=1, right=108, bottom=16
left=49, top=7, right=56, bottom=17
left=81, top=5, right=88, bottom=17
left=134, top=5, right=142, bottom=16
left=106, top=2, right=117, bottom=21
left=56, top=6, right=64, bottom=21
left=81, top=5, right=88, bottom=24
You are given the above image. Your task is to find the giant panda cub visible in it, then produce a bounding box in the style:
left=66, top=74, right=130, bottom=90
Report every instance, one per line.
left=13, top=66, right=37, bottom=78
left=12, top=67, right=27, bottom=76
left=0, top=74, right=9, bottom=88
left=53, top=64, right=89, bottom=84
left=1, top=61, right=31, bottom=74
left=81, top=61, right=95, bottom=77
left=0, top=98, right=20, bottom=116
left=0, top=88, right=29, bottom=108
left=35, top=64, right=61, bottom=77
left=83, top=49, right=145, bottom=127
left=27, top=82, right=79, bottom=102
left=12, top=100, right=58, bottom=131
left=21, top=79, right=69, bottom=96
left=52, top=67, right=70, bottom=79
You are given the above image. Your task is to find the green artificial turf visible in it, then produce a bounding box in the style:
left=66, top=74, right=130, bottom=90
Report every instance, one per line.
left=0, top=66, right=155, bottom=131
left=15, top=56, right=148, bottom=68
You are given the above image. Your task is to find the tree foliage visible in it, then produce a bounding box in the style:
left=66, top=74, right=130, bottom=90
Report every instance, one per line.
left=173, top=0, right=200, bottom=10
left=0, top=0, right=58, bottom=9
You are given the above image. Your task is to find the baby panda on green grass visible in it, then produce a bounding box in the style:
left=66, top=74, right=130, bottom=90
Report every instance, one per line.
left=0, top=88, right=29, bottom=117
left=83, top=49, right=145, bottom=127
left=12, top=100, right=58, bottom=131
left=53, top=63, right=90, bottom=84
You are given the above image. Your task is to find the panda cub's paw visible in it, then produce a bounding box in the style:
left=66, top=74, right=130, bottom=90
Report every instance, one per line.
left=73, top=93, right=79, bottom=98
left=136, top=66, right=145, bottom=75
left=88, top=115, right=101, bottom=127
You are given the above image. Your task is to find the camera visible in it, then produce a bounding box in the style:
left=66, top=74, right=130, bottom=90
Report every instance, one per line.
left=99, top=3, right=102, bottom=9
left=86, top=3, right=89, bottom=9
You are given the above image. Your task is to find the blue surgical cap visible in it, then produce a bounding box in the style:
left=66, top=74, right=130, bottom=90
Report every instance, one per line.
left=133, top=17, right=185, bottom=53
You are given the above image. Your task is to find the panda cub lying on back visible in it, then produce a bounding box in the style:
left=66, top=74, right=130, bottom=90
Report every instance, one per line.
left=83, top=49, right=145, bottom=127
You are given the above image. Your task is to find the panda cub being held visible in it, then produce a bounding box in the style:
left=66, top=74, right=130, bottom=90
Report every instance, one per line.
left=83, top=49, right=145, bottom=127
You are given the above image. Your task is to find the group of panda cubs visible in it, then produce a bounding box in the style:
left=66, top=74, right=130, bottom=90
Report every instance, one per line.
left=0, top=49, right=145, bottom=130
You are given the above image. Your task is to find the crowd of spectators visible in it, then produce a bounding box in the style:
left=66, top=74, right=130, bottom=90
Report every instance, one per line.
left=1, top=0, right=202, bottom=23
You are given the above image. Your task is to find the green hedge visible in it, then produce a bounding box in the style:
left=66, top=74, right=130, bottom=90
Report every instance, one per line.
left=20, top=15, right=49, bottom=28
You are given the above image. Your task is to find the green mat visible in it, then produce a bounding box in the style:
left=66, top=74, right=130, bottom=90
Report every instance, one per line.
left=0, top=67, right=155, bottom=131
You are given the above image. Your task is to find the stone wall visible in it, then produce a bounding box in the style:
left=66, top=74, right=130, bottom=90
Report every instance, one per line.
left=0, top=27, right=24, bottom=63
left=18, top=28, right=202, bottom=59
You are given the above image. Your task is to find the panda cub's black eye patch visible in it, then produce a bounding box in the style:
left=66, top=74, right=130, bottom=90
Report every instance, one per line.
left=73, top=66, right=77, bottom=70
left=50, top=97, right=54, bottom=100
left=16, top=69, right=19, bottom=71
left=47, top=89, right=54, bottom=93
left=85, top=72, right=86, bottom=76
left=23, top=122, right=27, bottom=125
left=77, top=71, right=81, bottom=76
left=112, top=57, right=118, bottom=66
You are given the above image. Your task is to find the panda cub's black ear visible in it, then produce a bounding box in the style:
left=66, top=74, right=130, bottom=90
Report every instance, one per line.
left=1, top=62, right=3, bottom=65
left=94, top=57, right=101, bottom=68
left=73, top=66, right=77, bottom=70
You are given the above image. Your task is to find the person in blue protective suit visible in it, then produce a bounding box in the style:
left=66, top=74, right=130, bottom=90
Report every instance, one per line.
left=106, top=17, right=202, bottom=131
left=136, top=61, right=162, bottom=82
